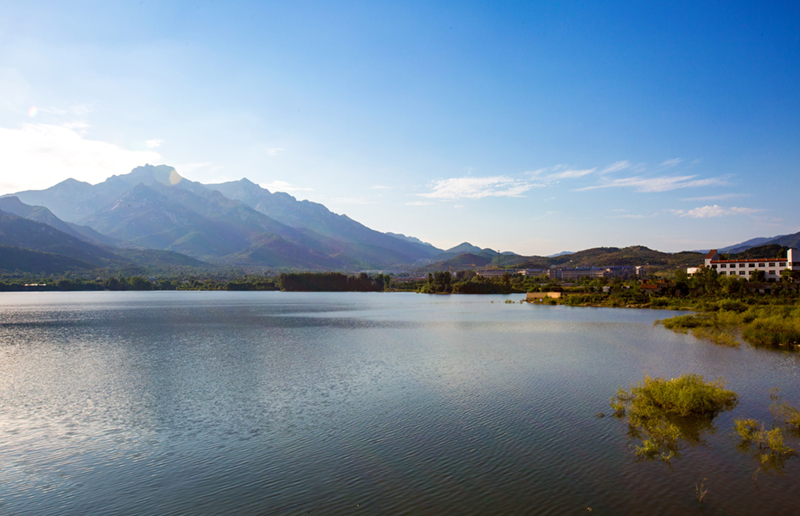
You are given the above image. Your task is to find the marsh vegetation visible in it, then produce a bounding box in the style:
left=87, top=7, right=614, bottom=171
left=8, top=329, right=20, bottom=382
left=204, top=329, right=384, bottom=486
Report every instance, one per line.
left=612, top=375, right=800, bottom=484
left=611, top=374, right=738, bottom=463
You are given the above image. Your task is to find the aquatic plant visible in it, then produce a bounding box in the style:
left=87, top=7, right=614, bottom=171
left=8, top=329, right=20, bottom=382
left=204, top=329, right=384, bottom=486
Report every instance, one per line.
left=734, top=418, right=797, bottom=475
left=695, top=478, right=709, bottom=504
left=611, top=374, right=738, bottom=463
left=658, top=304, right=800, bottom=350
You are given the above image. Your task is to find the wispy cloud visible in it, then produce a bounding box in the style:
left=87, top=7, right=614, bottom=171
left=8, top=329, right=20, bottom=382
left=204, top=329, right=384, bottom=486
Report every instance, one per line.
left=266, top=147, right=286, bottom=156
left=370, top=185, right=391, bottom=190
left=0, top=122, right=161, bottom=193
left=260, top=180, right=313, bottom=193
left=420, top=176, right=541, bottom=200
left=577, top=175, right=727, bottom=193
left=546, top=168, right=595, bottom=180
left=406, top=201, right=434, bottom=206
left=601, top=161, right=630, bottom=174
left=145, top=139, right=164, bottom=148
left=670, top=205, right=763, bottom=218
left=660, top=158, right=683, bottom=168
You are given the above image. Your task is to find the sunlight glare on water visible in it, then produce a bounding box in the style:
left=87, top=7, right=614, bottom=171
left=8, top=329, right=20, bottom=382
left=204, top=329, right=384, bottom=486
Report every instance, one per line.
left=0, top=291, right=798, bottom=515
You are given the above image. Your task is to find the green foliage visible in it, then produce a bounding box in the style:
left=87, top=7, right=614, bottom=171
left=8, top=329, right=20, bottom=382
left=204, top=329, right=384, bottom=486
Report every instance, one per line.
left=278, top=272, right=386, bottom=292
left=734, top=418, right=797, bottom=474
left=611, top=374, right=738, bottom=463
left=741, top=316, right=800, bottom=348
left=658, top=303, right=800, bottom=350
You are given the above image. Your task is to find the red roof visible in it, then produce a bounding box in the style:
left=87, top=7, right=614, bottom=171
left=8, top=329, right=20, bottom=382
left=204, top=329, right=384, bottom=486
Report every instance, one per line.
left=705, top=249, right=718, bottom=259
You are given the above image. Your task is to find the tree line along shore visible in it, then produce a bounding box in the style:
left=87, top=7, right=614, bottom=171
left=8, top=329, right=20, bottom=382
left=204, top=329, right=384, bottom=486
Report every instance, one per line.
left=3, top=268, right=799, bottom=350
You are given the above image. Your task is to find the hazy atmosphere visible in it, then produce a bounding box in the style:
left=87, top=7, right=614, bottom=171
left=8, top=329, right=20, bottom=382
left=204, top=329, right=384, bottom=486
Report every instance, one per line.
left=1, top=1, right=798, bottom=255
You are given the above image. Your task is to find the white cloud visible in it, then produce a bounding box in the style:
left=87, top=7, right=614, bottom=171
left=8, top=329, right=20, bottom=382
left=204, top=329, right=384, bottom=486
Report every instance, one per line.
left=370, top=185, right=391, bottom=190
left=420, top=176, right=540, bottom=200
left=660, top=158, right=683, bottom=167
left=601, top=161, right=630, bottom=174
left=0, top=122, right=162, bottom=194
left=145, top=139, right=164, bottom=148
left=266, top=147, right=286, bottom=156
left=260, top=180, right=313, bottom=194
left=670, top=205, right=763, bottom=218
left=406, top=201, right=434, bottom=206
left=547, top=168, right=596, bottom=180
left=577, top=175, right=727, bottom=193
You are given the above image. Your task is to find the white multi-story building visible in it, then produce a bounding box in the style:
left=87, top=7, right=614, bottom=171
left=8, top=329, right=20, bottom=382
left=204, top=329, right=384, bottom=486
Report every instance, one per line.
left=701, top=249, right=798, bottom=281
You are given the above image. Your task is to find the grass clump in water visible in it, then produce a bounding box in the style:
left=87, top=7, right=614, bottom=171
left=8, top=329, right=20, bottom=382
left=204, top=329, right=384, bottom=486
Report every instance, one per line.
left=734, top=387, right=800, bottom=476
left=658, top=305, right=800, bottom=350
left=611, top=374, right=738, bottom=463
left=734, top=418, right=797, bottom=475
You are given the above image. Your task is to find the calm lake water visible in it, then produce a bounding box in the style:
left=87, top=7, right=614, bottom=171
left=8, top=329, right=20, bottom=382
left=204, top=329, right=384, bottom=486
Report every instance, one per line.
left=0, top=291, right=799, bottom=515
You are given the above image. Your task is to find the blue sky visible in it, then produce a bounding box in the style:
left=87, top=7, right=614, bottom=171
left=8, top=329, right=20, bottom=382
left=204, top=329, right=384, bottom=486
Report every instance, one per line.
left=1, top=1, right=798, bottom=255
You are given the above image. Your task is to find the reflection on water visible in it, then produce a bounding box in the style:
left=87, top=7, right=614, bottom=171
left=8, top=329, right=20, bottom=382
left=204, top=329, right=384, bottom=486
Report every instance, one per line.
left=0, top=291, right=799, bottom=515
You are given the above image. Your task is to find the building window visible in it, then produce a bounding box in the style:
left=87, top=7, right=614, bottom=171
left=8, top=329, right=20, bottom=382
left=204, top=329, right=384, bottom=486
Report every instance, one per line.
left=759, top=263, right=765, bottom=268
left=749, top=263, right=755, bottom=268
left=720, top=264, right=727, bottom=268
left=780, top=262, right=786, bottom=267
left=740, top=271, right=746, bottom=275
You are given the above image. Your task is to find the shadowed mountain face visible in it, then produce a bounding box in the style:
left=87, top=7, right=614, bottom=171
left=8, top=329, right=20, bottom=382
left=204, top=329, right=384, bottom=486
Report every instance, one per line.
left=7, top=165, right=441, bottom=270
left=0, top=196, right=119, bottom=247
left=208, top=179, right=441, bottom=260
left=0, top=209, right=120, bottom=266
left=0, top=245, right=96, bottom=275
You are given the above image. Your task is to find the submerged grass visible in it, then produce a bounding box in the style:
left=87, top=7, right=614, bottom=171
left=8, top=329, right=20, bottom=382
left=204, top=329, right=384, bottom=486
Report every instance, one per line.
left=611, top=374, right=738, bottom=463
left=657, top=304, right=800, bottom=350
left=734, top=418, right=797, bottom=475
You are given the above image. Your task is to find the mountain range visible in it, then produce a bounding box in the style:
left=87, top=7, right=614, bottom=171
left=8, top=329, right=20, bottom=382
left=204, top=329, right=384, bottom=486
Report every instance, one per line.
left=2, top=163, right=798, bottom=275
left=4, top=164, right=443, bottom=272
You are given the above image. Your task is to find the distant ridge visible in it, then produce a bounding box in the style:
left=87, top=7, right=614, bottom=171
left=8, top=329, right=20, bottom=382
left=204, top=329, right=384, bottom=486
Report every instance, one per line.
left=715, top=231, right=800, bottom=254
left=8, top=165, right=443, bottom=270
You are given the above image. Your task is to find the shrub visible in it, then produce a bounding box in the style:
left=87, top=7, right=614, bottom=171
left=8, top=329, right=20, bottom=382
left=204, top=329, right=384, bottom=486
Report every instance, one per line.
left=611, top=374, right=738, bottom=463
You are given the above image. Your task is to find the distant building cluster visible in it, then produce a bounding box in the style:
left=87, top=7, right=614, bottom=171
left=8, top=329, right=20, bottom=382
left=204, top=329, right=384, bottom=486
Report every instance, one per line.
left=690, top=249, right=798, bottom=281
left=477, top=266, right=645, bottom=280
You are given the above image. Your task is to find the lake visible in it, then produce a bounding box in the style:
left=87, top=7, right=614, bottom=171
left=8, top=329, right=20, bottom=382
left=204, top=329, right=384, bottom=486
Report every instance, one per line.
left=0, top=291, right=798, bottom=515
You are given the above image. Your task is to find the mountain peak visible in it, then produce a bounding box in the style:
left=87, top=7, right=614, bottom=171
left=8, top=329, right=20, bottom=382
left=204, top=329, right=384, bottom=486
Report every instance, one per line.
left=121, top=164, right=184, bottom=187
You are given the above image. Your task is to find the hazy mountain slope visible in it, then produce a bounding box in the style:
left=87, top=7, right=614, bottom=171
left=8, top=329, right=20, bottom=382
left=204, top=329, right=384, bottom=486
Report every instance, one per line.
left=431, top=242, right=500, bottom=262
left=0, top=210, right=119, bottom=266
left=0, top=245, right=95, bottom=274
left=515, top=246, right=704, bottom=269
left=714, top=231, right=800, bottom=254
left=223, top=234, right=347, bottom=269
left=293, top=229, right=421, bottom=269
left=0, top=196, right=120, bottom=247
left=384, top=232, right=441, bottom=251
left=10, top=165, right=205, bottom=223
left=208, top=179, right=441, bottom=260
left=419, top=253, right=492, bottom=271
left=112, top=248, right=207, bottom=268
left=79, top=184, right=252, bottom=259
left=727, top=244, right=788, bottom=260
left=9, top=178, right=97, bottom=222
left=764, top=232, right=800, bottom=249
left=11, top=165, right=446, bottom=269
